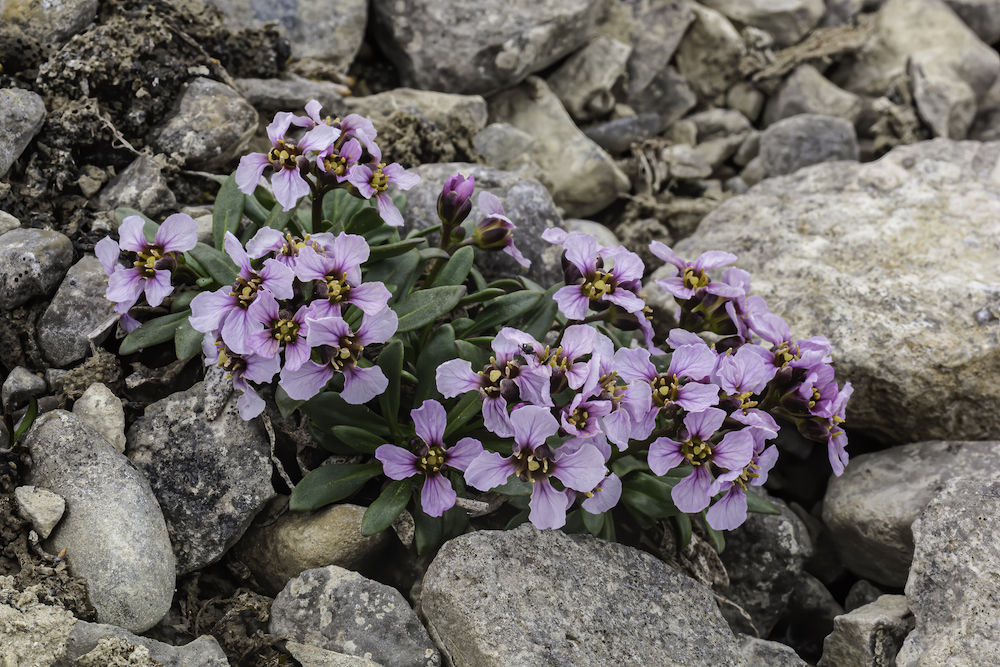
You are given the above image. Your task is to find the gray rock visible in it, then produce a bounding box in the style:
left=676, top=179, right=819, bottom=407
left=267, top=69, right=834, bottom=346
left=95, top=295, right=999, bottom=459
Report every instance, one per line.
left=896, top=477, right=1000, bottom=666
left=204, top=0, right=366, bottom=69
left=693, top=136, right=748, bottom=172
left=908, top=52, right=977, bottom=139
left=666, top=118, right=699, bottom=146
left=944, top=0, right=1000, bottom=45
left=232, top=500, right=391, bottom=596
left=93, top=154, right=176, bottom=218
left=759, top=114, right=859, bottom=177
left=823, top=440, right=1000, bottom=586
left=583, top=114, right=663, bottom=154
left=127, top=380, right=275, bottom=575
left=733, top=131, right=761, bottom=167
left=727, top=82, right=766, bottom=122
left=764, top=65, right=863, bottom=127
left=474, top=123, right=535, bottom=169
left=235, top=74, right=347, bottom=119
left=547, top=35, right=632, bottom=122
left=0, top=575, right=76, bottom=667
left=617, top=217, right=673, bottom=272
left=54, top=620, right=228, bottom=667
left=664, top=142, right=715, bottom=180
left=401, top=162, right=564, bottom=285
left=370, top=0, right=612, bottom=95
left=0, top=0, right=95, bottom=46
left=689, top=108, right=753, bottom=142
left=0, top=210, right=20, bottom=236
left=71, top=382, right=126, bottom=453
left=2, top=366, right=47, bottom=411
left=775, top=572, right=844, bottom=661
left=662, top=139, right=1000, bottom=445
left=422, top=524, right=746, bottom=667
left=845, top=579, right=884, bottom=612
left=286, top=643, right=385, bottom=666
left=344, top=88, right=488, bottom=132
left=818, top=595, right=913, bottom=667
left=37, top=256, right=117, bottom=368
left=739, top=154, right=766, bottom=186
left=24, top=411, right=175, bottom=633
left=739, top=635, right=810, bottom=667
left=970, top=73, right=1000, bottom=141
left=676, top=4, right=746, bottom=105
left=624, top=0, right=695, bottom=96
left=718, top=491, right=813, bottom=637
left=725, top=176, right=749, bottom=194
left=0, top=227, right=74, bottom=311
left=150, top=77, right=258, bottom=171
left=564, top=218, right=620, bottom=247
left=271, top=565, right=440, bottom=667
left=0, top=88, right=46, bottom=176
left=821, top=0, right=865, bottom=27
left=489, top=76, right=631, bottom=217
left=625, top=65, right=698, bottom=132
left=14, top=486, right=65, bottom=539
left=700, top=0, right=825, bottom=46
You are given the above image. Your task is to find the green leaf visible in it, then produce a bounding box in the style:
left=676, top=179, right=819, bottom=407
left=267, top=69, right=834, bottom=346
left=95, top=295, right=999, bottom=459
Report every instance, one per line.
left=119, top=310, right=190, bottom=355
left=264, top=201, right=294, bottom=231
left=362, top=479, right=413, bottom=536
left=169, top=290, right=199, bottom=313
left=302, top=392, right=391, bottom=438
left=11, top=396, right=37, bottom=443
left=621, top=472, right=680, bottom=521
left=444, top=391, right=482, bottom=437
left=345, top=207, right=384, bottom=236
left=492, top=476, right=532, bottom=496
left=504, top=509, right=529, bottom=531
left=114, top=208, right=158, bottom=242
left=454, top=339, right=491, bottom=370
left=181, top=252, right=209, bottom=279
left=675, top=513, right=693, bottom=550
left=414, top=324, right=456, bottom=404
left=427, top=246, right=474, bottom=288
left=457, top=288, right=505, bottom=308
left=377, top=339, right=404, bottom=433
left=364, top=250, right=421, bottom=303
left=581, top=509, right=605, bottom=536
left=520, top=276, right=546, bottom=292
left=275, top=385, right=304, bottom=418
left=187, top=243, right=238, bottom=286
left=464, top=291, right=542, bottom=337
left=174, top=318, right=204, bottom=361
left=611, top=455, right=649, bottom=478
left=195, top=276, right=215, bottom=288
left=393, top=285, right=466, bottom=333
left=367, top=238, right=425, bottom=263
left=213, top=174, right=245, bottom=249
left=323, top=189, right=368, bottom=227
left=413, top=506, right=443, bottom=555
left=253, top=185, right=278, bottom=211
left=703, top=516, right=726, bottom=553
left=419, top=248, right=451, bottom=262
left=520, top=283, right=560, bottom=342
left=289, top=463, right=382, bottom=511
left=329, top=425, right=387, bottom=454
left=745, top=489, right=782, bottom=515
left=243, top=193, right=270, bottom=227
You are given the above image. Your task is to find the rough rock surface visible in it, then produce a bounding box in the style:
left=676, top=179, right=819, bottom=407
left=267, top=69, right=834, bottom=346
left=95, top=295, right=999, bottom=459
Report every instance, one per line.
left=38, top=256, right=117, bottom=368
left=1, top=366, right=46, bottom=410
left=823, top=440, right=1000, bottom=586
left=0, top=228, right=74, bottom=311
left=54, top=620, right=229, bottom=667
left=763, top=64, right=863, bottom=127
left=818, top=595, right=913, bottom=667
left=24, top=411, right=175, bottom=633
left=474, top=123, right=535, bottom=170
left=14, top=486, right=66, bottom=539
left=896, top=477, right=1000, bottom=666
left=344, top=89, right=488, bottom=133
left=659, top=139, right=1000, bottom=444
left=699, top=0, right=825, bottom=46
left=421, top=524, right=746, bottom=667
left=0, top=88, right=47, bottom=176
left=944, top=0, right=1000, bottom=45
left=286, top=643, right=385, bottom=666
left=235, top=75, right=347, bottom=119
left=71, top=382, right=127, bottom=453
left=624, top=65, right=698, bottom=131
left=0, top=575, right=76, bottom=667
left=370, top=0, right=613, bottom=95
left=546, top=35, right=631, bottom=122
left=271, top=565, right=440, bottom=667
left=93, top=154, right=176, bottom=218
left=759, top=114, right=859, bottom=177
left=624, top=0, right=694, bottom=97
left=739, top=635, right=810, bottom=667
left=675, top=3, right=746, bottom=105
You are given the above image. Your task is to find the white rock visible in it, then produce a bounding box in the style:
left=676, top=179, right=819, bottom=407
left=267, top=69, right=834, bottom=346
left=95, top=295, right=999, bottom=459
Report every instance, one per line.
left=817, top=595, right=913, bottom=667
left=14, top=486, right=66, bottom=539
left=71, top=383, right=126, bottom=453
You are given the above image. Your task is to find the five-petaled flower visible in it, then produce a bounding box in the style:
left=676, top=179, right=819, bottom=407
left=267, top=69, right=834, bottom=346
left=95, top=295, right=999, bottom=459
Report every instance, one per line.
left=346, top=142, right=419, bottom=227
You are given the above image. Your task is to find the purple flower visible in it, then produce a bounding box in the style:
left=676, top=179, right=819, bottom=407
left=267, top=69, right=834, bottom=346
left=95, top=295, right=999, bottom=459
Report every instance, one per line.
left=798, top=382, right=853, bottom=476
left=235, top=111, right=339, bottom=211
left=245, top=228, right=337, bottom=270
left=563, top=436, right=623, bottom=515
left=648, top=407, right=755, bottom=514
left=317, top=137, right=363, bottom=183
left=375, top=400, right=484, bottom=517
left=559, top=392, right=612, bottom=438
left=746, top=311, right=832, bottom=372
left=279, top=308, right=398, bottom=404
left=470, top=192, right=530, bottom=268
left=203, top=334, right=280, bottom=420
left=464, top=405, right=607, bottom=530
left=544, top=324, right=600, bottom=391
left=246, top=291, right=312, bottom=371
left=712, top=345, right=776, bottom=410
left=550, top=232, right=647, bottom=321
left=650, top=241, right=743, bottom=301
left=346, top=142, right=419, bottom=227
left=105, top=214, right=197, bottom=311
left=705, top=444, right=779, bottom=531
left=438, top=173, right=476, bottom=228
left=95, top=235, right=122, bottom=277
left=294, top=235, right=390, bottom=319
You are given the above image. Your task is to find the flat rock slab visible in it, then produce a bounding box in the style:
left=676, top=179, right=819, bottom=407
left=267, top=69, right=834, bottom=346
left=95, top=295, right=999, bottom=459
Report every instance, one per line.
left=54, top=620, right=229, bottom=667
left=818, top=595, right=913, bottom=667
left=422, top=524, right=746, bottom=667
left=38, top=256, right=117, bottom=368
left=666, top=139, right=1000, bottom=444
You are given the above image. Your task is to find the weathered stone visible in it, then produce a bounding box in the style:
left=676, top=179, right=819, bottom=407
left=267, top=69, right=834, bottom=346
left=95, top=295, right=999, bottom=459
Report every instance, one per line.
left=344, top=88, right=488, bottom=133
left=970, top=72, right=1000, bottom=141
left=725, top=176, right=749, bottom=194
left=739, top=154, right=766, bottom=186
left=908, top=51, right=977, bottom=139
left=663, top=143, right=714, bottom=180
left=204, top=0, right=366, bottom=69
left=845, top=579, right=884, bottom=612
left=666, top=118, right=699, bottom=146
left=0, top=575, right=76, bottom=667
left=422, top=524, right=746, bottom=667
left=0, top=88, right=46, bottom=176
left=150, top=77, right=258, bottom=171
left=661, top=140, right=1000, bottom=444
left=676, top=4, right=746, bottom=105
left=0, top=211, right=20, bottom=236
left=688, top=108, right=752, bottom=142
left=54, top=620, right=229, bottom=667
left=564, top=218, right=620, bottom=248
left=759, top=114, right=859, bottom=177
left=727, top=82, right=766, bottom=122
left=547, top=35, right=631, bottom=122
left=739, top=635, right=810, bottom=667
left=773, top=572, right=844, bottom=661
left=0, top=228, right=74, bottom=311
left=474, top=123, right=535, bottom=169
left=583, top=113, right=663, bottom=155
left=2, top=366, right=46, bottom=411
left=693, top=136, right=747, bottom=171
left=624, top=0, right=695, bottom=96
left=37, top=257, right=117, bottom=368
left=71, top=382, right=126, bottom=453
left=489, top=76, right=630, bottom=217
left=625, top=65, right=698, bottom=131
left=763, top=64, right=863, bottom=127
left=818, top=595, right=913, bottom=667
left=371, top=0, right=612, bottom=95
left=93, top=154, right=176, bottom=217
left=14, top=486, right=65, bottom=539
left=235, top=75, right=347, bottom=119
left=700, top=0, right=825, bottom=46
left=24, top=411, right=175, bottom=632
left=943, top=0, right=1000, bottom=45
left=824, top=440, right=1000, bottom=586
left=127, top=380, right=275, bottom=575
left=0, top=0, right=96, bottom=45
left=271, top=565, right=440, bottom=667
left=733, top=131, right=760, bottom=167
left=286, top=643, right=385, bottom=667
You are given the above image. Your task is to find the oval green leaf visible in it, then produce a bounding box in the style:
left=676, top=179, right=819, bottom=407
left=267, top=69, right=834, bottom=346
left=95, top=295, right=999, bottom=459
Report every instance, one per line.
left=289, top=463, right=383, bottom=511
left=174, top=318, right=204, bottom=361
left=187, top=243, right=238, bottom=286
left=465, top=291, right=542, bottom=337
left=119, top=310, right=190, bottom=355
left=392, top=285, right=466, bottom=333
left=362, top=479, right=413, bottom=536
left=213, top=174, right=245, bottom=249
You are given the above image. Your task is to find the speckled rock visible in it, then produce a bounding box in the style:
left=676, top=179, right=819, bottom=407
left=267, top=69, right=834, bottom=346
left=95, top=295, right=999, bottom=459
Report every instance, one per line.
left=625, top=65, right=698, bottom=132
left=0, top=575, right=76, bottom=667
left=54, top=620, right=229, bottom=667
left=0, top=88, right=46, bottom=176
left=371, top=0, right=613, bottom=95
left=37, top=256, right=117, bottom=368
left=71, top=382, right=126, bottom=453
left=818, top=595, right=913, bottom=667
left=474, top=123, right=535, bottom=169
left=0, top=0, right=97, bottom=44
left=763, top=64, right=863, bottom=127
left=126, top=379, right=275, bottom=575
left=547, top=35, right=631, bottom=122
left=739, top=635, right=810, bottom=667
left=271, top=566, right=440, bottom=667
left=823, top=440, right=1000, bottom=587
left=699, top=0, right=825, bottom=47
left=150, top=77, right=258, bottom=171
left=0, top=228, right=74, bottom=310
left=2, top=366, right=46, bottom=411
left=422, top=524, right=746, bottom=667
left=24, top=411, right=175, bottom=633
left=675, top=3, right=746, bottom=105
left=759, top=114, right=859, bottom=177
left=93, top=154, right=176, bottom=218
left=286, top=642, right=385, bottom=666
left=235, top=75, right=347, bottom=119
left=344, top=88, right=488, bottom=132
left=14, top=486, right=65, bottom=540
left=0, top=211, right=20, bottom=236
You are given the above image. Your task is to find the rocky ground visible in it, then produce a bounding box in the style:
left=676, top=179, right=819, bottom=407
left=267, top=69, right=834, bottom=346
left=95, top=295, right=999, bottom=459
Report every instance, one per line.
left=2, top=0, right=1000, bottom=665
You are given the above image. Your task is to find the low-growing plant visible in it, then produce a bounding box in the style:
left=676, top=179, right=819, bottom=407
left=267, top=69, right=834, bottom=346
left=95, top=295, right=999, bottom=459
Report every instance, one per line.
left=98, top=101, right=852, bottom=554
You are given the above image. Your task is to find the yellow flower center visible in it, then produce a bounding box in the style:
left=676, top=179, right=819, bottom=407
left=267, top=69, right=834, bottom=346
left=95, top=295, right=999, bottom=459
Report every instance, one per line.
left=418, top=445, right=447, bottom=474
left=271, top=318, right=300, bottom=344
left=581, top=270, right=615, bottom=300
left=682, top=267, right=710, bottom=291
left=681, top=437, right=713, bottom=466
left=650, top=374, right=679, bottom=408
left=325, top=273, right=351, bottom=302
left=267, top=139, right=300, bottom=170
left=369, top=163, right=389, bottom=192
left=133, top=246, right=165, bottom=278
left=514, top=450, right=550, bottom=483
left=230, top=275, right=264, bottom=309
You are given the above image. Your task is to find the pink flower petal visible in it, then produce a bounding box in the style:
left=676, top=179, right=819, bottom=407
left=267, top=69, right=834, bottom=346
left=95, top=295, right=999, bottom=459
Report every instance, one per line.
left=444, top=437, right=483, bottom=472
left=528, top=479, right=573, bottom=530
left=420, top=473, right=457, bottom=517
left=412, top=400, right=447, bottom=447
left=341, top=366, right=388, bottom=404
left=375, top=444, right=419, bottom=480
left=155, top=213, right=198, bottom=253
left=465, top=452, right=517, bottom=491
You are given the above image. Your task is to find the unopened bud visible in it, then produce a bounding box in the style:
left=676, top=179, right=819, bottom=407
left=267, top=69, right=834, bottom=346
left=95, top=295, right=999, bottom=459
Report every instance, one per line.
left=437, top=173, right=476, bottom=227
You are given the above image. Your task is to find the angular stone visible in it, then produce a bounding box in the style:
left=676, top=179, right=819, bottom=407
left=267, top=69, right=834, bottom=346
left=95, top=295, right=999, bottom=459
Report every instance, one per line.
left=763, top=64, right=863, bottom=128
left=0, top=575, right=76, bottom=667
left=2, top=366, right=46, bottom=411
left=0, top=88, right=46, bottom=176
left=286, top=643, right=385, bottom=667
left=773, top=572, right=844, bottom=661
left=0, top=228, right=74, bottom=310
left=663, top=140, right=1000, bottom=444
left=625, top=65, right=698, bottom=131
left=0, top=0, right=97, bottom=44
left=699, top=0, right=825, bottom=47
left=71, top=382, right=126, bottom=453
left=844, top=579, right=884, bottom=613
left=676, top=4, right=746, bottom=105
left=38, top=256, right=117, bottom=368
left=0, top=210, right=20, bottom=236
left=727, top=82, right=766, bottom=122
left=739, top=635, right=810, bottom=667
left=689, top=108, right=753, bottom=142
left=564, top=218, right=620, bottom=248
left=271, top=565, right=440, bottom=667
left=908, top=51, right=977, bottom=139
left=150, top=77, right=258, bottom=171
left=54, top=620, right=229, bottom=667
left=344, top=88, right=488, bottom=132
left=474, top=123, right=535, bottom=169
left=422, top=524, right=746, bottom=667
left=370, top=0, right=612, bottom=95
left=14, top=486, right=66, bottom=539
left=93, top=154, right=176, bottom=217
left=24, top=411, right=175, bottom=632
left=127, top=380, right=275, bottom=575
left=624, top=0, right=695, bottom=96
left=489, top=76, right=630, bottom=217
left=583, top=113, right=663, bottom=155
left=824, top=440, right=1000, bottom=586
left=759, top=114, right=859, bottom=177
left=944, top=0, right=1000, bottom=45
left=547, top=35, right=632, bottom=122
left=818, top=595, right=913, bottom=667
left=235, top=74, right=347, bottom=119
left=664, top=143, right=714, bottom=180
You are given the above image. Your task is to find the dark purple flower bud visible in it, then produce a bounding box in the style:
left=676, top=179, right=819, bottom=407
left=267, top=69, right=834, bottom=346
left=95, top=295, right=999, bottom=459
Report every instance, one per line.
left=472, top=215, right=515, bottom=250
left=437, top=174, right=476, bottom=227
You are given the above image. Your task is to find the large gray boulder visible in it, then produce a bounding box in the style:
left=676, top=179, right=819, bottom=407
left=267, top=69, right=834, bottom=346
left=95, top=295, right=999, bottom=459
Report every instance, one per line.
left=818, top=595, right=913, bottom=667
left=421, top=524, right=747, bottom=667
left=656, top=139, right=1000, bottom=445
